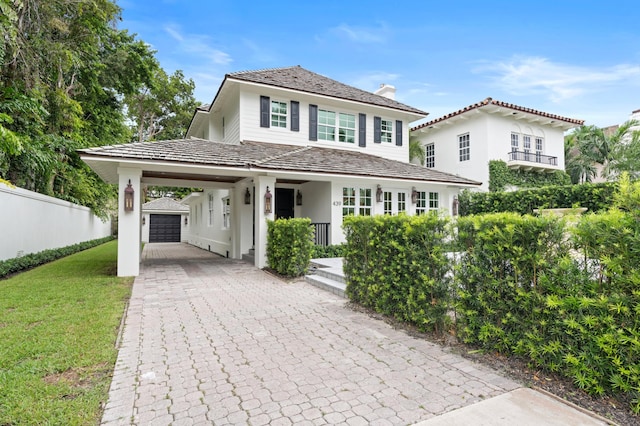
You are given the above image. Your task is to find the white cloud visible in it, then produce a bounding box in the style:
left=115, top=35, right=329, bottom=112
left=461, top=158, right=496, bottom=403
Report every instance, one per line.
left=476, top=56, right=640, bottom=102
left=329, top=23, right=389, bottom=44
left=163, top=24, right=232, bottom=65
left=350, top=71, right=400, bottom=92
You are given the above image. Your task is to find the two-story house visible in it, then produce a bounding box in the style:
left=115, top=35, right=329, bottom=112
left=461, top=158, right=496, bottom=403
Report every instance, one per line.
left=80, top=66, right=480, bottom=276
left=411, top=97, right=584, bottom=191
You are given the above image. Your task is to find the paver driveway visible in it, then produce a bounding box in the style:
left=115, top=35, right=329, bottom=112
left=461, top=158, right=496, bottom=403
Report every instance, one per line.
left=102, top=243, right=520, bottom=425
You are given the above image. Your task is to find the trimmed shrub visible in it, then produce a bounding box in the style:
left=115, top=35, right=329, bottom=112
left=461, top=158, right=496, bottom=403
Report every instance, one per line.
left=458, top=182, right=616, bottom=216
left=311, top=244, right=345, bottom=259
left=0, top=236, right=114, bottom=279
left=266, top=218, right=314, bottom=277
left=343, top=213, right=451, bottom=333
left=489, top=160, right=570, bottom=192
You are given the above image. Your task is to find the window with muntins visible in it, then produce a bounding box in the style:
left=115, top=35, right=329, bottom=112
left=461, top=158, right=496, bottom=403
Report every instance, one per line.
left=381, top=119, right=393, bottom=143
left=222, top=197, right=230, bottom=229
left=397, top=192, right=406, bottom=213
left=383, top=191, right=392, bottom=215
left=459, top=133, right=470, bottom=161
left=208, top=194, right=214, bottom=226
left=425, top=143, right=435, bottom=168
left=429, top=192, right=439, bottom=210
left=523, top=135, right=531, bottom=151
left=271, top=101, right=287, bottom=128
left=342, top=187, right=356, bottom=217
left=511, top=133, right=519, bottom=151
left=318, top=109, right=336, bottom=141
left=535, top=137, right=543, bottom=152
left=416, top=191, right=427, bottom=215
left=359, top=189, right=372, bottom=216
left=338, top=113, right=356, bottom=143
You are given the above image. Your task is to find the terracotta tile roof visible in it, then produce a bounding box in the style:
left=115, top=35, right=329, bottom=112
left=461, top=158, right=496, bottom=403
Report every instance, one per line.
left=411, top=97, right=584, bottom=131
left=79, top=139, right=479, bottom=186
left=224, top=66, right=428, bottom=116
left=142, top=197, right=189, bottom=212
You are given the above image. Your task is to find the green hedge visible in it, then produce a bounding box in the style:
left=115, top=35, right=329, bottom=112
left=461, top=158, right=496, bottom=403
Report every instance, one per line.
left=343, top=213, right=451, bottom=333
left=459, top=182, right=616, bottom=216
left=311, top=244, right=345, bottom=259
left=266, top=218, right=314, bottom=277
left=489, top=160, right=571, bottom=192
left=0, top=236, right=115, bottom=279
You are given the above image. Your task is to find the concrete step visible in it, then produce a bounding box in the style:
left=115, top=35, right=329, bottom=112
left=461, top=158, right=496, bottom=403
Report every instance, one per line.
left=312, top=267, right=345, bottom=284
left=304, top=274, right=346, bottom=298
left=242, top=253, right=254, bottom=264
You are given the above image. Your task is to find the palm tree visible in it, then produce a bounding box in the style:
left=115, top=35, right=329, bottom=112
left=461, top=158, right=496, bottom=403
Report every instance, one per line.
left=409, top=136, right=425, bottom=166
left=564, top=125, right=606, bottom=184
left=603, top=120, right=640, bottom=179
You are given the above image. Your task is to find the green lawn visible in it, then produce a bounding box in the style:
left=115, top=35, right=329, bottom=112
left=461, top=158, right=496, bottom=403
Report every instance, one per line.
left=0, top=240, right=133, bottom=425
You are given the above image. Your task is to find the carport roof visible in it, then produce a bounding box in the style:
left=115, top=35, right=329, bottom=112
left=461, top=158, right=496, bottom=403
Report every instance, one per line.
left=79, top=139, right=481, bottom=187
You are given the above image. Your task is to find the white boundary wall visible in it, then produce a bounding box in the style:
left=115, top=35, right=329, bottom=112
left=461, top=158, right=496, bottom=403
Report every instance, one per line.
left=0, top=183, right=112, bottom=261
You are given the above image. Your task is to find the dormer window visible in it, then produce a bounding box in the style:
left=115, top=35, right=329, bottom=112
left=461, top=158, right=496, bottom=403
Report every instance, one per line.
left=271, top=100, right=287, bottom=128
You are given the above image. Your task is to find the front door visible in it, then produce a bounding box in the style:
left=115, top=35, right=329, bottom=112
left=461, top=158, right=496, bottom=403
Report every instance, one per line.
left=275, top=188, right=294, bottom=219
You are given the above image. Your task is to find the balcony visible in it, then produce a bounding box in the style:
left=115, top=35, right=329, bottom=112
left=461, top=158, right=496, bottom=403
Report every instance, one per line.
left=507, top=150, right=559, bottom=172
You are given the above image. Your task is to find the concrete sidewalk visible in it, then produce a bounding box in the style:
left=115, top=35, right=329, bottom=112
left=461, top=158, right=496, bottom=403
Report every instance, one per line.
left=101, top=243, right=608, bottom=425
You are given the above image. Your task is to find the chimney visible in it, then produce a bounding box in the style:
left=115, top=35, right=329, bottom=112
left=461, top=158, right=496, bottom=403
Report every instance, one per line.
left=374, top=83, right=396, bottom=100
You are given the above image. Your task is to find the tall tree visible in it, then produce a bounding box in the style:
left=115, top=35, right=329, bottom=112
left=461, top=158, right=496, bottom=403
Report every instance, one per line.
left=564, top=125, right=606, bottom=184
left=604, top=120, right=640, bottom=179
left=409, top=136, right=425, bottom=166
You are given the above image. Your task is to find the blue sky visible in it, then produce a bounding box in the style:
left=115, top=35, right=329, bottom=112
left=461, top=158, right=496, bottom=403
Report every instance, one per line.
left=118, top=0, right=640, bottom=128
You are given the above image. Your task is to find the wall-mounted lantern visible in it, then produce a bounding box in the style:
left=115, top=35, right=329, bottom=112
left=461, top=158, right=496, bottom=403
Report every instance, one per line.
left=376, top=185, right=383, bottom=203
left=264, top=186, right=272, bottom=214
left=296, top=190, right=303, bottom=206
left=142, top=216, right=146, bottom=226
left=411, top=187, right=418, bottom=204
left=452, top=195, right=459, bottom=217
left=124, top=179, right=134, bottom=212
left=244, top=187, right=251, bottom=205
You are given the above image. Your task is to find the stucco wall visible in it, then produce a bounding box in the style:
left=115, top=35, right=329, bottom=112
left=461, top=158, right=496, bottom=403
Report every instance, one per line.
left=0, top=183, right=112, bottom=261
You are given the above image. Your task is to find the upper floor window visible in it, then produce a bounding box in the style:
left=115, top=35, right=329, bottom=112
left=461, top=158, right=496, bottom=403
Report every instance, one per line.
left=523, top=135, right=531, bottom=151
left=535, top=137, right=544, bottom=152
left=459, top=133, right=470, bottom=162
left=425, top=143, right=435, bottom=168
left=318, top=109, right=336, bottom=141
left=339, top=113, right=356, bottom=143
left=416, top=191, right=427, bottom=215
left=208, top=194, right=214, bottom=226
left=271, top=101, right=287, bottom=128
left=511, top=133, right=519, bottom=151
left=318, top=109, right=356, bottom=143
left=381, top=119, right=393, bottom=143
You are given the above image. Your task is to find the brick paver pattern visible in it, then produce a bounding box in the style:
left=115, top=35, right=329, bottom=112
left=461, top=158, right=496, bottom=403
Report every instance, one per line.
left=102, top=243, right=519, bottom=425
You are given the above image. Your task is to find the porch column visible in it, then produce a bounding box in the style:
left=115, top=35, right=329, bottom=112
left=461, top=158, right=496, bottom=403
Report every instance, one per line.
left=254, top=175, right=276, bottom=268
left=117, top=167, right=142, bottom=277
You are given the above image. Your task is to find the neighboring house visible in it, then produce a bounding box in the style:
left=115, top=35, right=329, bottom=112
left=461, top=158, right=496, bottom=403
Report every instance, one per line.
left=141, top=197, right=189, bottom=243
left=80, top=66, right=480, bottom=276
left=411, top=97, right=584, bottom=191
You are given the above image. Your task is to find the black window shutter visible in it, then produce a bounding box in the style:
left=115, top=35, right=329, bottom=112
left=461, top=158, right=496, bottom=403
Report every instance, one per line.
left=290, top=101, right=300, bottom=132
left=358, top=113, right=366, bottom=147
left=396, top=120, right=403, bottom=146
left=373, top=116, right=381, bottom=143
left=309, top=104, right=318, bottom=141
left=260, top=96, right=270, bottom=128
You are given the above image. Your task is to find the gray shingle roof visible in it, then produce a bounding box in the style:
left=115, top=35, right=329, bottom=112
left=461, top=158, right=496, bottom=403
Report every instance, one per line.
left=80, top=139, right=480, bottom=186
left=142, top=197, right=189, bottom=212
left=227, top=66, right=428, bottom=116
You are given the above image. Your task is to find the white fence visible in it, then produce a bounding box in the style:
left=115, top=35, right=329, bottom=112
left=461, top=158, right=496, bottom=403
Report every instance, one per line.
left=0, top=182, right=112, bottom=261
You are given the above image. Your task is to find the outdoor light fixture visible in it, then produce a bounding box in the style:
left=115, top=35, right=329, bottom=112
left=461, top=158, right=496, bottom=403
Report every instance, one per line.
left=452, top=195, right=459, bottom=217
left=244, top=187, right=251, bottom=205
left=376, top=184, right=383, bottom=203
left=185, top=217, right=188, bottom=225
left=124, top=179, right=134, bottom=212
left=142, top=216, right=146, bottom=225
left=296, top=190, right=302, bottom=206
left=264, top=186, right=272, bottom=214
left=411, top=187, right=418, bottom=204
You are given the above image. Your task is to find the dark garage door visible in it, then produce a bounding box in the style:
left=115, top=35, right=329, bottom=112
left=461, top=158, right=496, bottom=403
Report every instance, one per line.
left=149, top=214, right=181, bottom=243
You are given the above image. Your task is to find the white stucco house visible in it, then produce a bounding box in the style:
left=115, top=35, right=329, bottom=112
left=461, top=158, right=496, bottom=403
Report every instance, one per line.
left=141, top=197, right=189, bottom=243
left=411, top=97, right=584, bottom=191
left=80, top=66, right=480, bottom=276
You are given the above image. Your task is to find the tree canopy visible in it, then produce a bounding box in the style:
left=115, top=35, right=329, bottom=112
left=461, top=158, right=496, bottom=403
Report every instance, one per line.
left=0, top=0, right=198, bottom=216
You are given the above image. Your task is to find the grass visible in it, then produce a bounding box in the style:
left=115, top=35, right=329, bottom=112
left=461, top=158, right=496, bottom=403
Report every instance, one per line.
left=0, top=240, right=133, bottom=425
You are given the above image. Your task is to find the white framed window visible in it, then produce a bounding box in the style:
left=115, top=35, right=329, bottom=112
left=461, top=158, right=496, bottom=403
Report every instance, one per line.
left=397, top=192, right=406, bottom=213
left=222, top=197, right=230, bottom=229
left=523, top=135, right=531, bottom=151
left=383, top=191, right=393, bottom=215
left=429, top=192, right=439, bottom=210
left=416, top=191, right=427, bottom=215
left=511, top=133, right=519, bottom=151
left=535, top=137, right=543, bottom=152
left=319, top=109, right=336, bottom=141
left=459, top=133, right=470, bottom=161
left=425, top=143, right=435, bottom=168
left=342, top=187, right=356, bottom=217
left=271, top=100, right=287, bottom=128
left=359, top=189, right=372, bottom=216
left=208, top=194, right=214, bottom=227
left=338, top=113, right=356, bottom=143
left=381, top=119, right=393, bottom=143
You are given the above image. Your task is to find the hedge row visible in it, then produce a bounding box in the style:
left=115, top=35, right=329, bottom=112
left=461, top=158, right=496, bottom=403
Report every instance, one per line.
left=311, top=244, right=345, bottom=259
left=343, top=214, right=451, bottom=333
left=343, top=209, right=640, bottom=412
left=0, top=236, right=115, bottom=279
left=266, top=218, right=314, bottom=277
left=488, top=160, right=571, bottom=192
left=459, top=181, right=616, bottom=216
